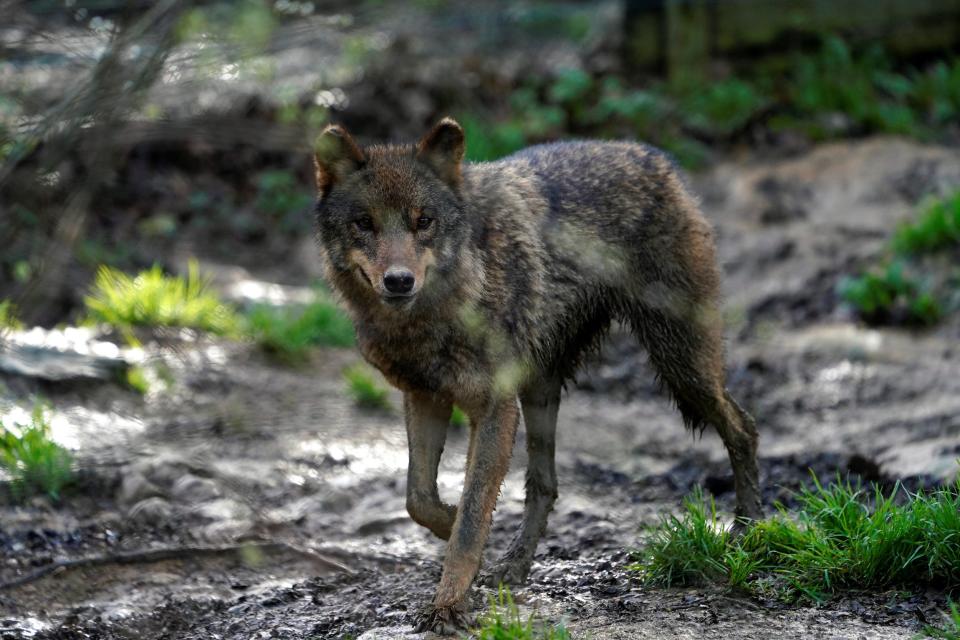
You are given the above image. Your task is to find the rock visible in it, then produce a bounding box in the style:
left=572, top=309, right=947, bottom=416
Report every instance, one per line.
left=170, top=474, right=222, bottom=503
left=193, top=498, right=252, bottom=522
left=117, top=471, right=165, bottom=506
left=357, top=627, right=421, bottom=640
left=0, top=342, right=127, bottom=383
left=352, top=511, right=410, bottom=536
left=131, top=453, right=194, bottom=489
left=128, top=497, right=174, bottom=526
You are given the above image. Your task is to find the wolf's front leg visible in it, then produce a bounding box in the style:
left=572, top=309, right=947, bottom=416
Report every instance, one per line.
left=405, top=392, right=458, bottom=540
left=483, top=375, right=561, bottom=587
left=415, top=399, right=520, bottom=635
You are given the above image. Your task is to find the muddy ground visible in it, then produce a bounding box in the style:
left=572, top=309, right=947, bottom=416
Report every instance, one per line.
left=1, top=137, right=959, bottom=639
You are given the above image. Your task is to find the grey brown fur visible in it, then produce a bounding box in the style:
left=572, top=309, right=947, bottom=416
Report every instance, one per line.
left=313, top=118, right=762, bottom=634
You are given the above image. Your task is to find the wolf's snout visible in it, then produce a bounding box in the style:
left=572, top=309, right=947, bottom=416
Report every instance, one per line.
left=383, top=267, right=415, bottom=295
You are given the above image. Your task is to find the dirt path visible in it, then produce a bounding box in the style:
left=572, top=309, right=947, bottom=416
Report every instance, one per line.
left=1, top=138, right=958, bottom=639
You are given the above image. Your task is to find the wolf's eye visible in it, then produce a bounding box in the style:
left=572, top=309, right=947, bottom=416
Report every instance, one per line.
left=354, top=216, right=375, bottom=232
left=416, top=216, right=434, bottom=231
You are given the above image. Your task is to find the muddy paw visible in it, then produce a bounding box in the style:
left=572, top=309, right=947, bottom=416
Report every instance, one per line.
left=414, top=602, right=472, bottom=636
left=481, top=558, right=531, bottom=587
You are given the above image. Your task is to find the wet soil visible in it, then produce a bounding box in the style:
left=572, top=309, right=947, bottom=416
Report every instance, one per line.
left=2, top=138, right=960, bottom=639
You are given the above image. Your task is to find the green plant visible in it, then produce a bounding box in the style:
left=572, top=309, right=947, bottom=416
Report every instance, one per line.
left=892, top=192, right=960, bottom=254
left=0, top=404, right=73, bottom=502
left=839, top=261, right=942, bottom=326
left=449, top=405, right=469, bottom=428
left=632, top=471, right=960, bottom=601
left=925, top=601, right=960, bottom=639
left=343, top=364, right=392, bottom=411
left=0, top=300, right=22, bottom=331
left=589, top=77, right=662, bottom=133
left=474, top=585, right=571, bottom=640
left=840, top=190, right=960, bottom=326
left=461, top=114, right=528, bottom=163
left=254, top=170, right=313, bottom=232
left=631, top=487, right=731, bottom=586
left=783, top=36, right=918, bottom=137
left=84, top=261, right=240, bottom=338
left=126, top=366, right=151, bottom=395
left=510, top=4, right=591, bottom=43
left=909, top=59, right=960, bottom=127
left=547, top=68, right=592, bottom=105
left=682, top=78, right=767, bottom=136
left=245, top=296, right=355, bottom=364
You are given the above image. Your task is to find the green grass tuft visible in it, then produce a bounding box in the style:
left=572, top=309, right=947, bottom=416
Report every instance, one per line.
left=892, top=192, right=960, bottom=255
left=474, top=585, right=571, bottom=640
left=838, top=261, right=942, bottom=326
left=84, top=261, right=240, bottom=338
left=0, top=300, right=23, bottom=331
left=633, top=472, right=960, bottom=601
left=245, top=296, right=355, bottom=364
left=925, top=601, right=960, bottom=639
left=449, top=405, right=469, bottom=428
left=631, top=487, right=733, bottom=587
left=840, top=190, right=960, bottom=326
left=126, top=366, right=151, bottom=395
left=0, top=403, right=73, bottom=502
left=343, top=364, right=392, bottom=411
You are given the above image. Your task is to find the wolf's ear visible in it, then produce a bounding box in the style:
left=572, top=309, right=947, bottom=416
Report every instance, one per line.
left=417, top=117, right=465, bottom=187
left=314, top=124, right=365, bottom=197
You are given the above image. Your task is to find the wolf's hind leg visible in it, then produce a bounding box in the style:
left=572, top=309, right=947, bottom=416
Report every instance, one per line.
left=404, top=392, right=458, bottom=540
left=633, top=308, right=763, bottom=522
left=482, top=375, right=561, bottom=587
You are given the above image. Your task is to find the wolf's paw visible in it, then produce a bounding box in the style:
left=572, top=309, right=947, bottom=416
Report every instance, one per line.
left=413, top=601, right=472, bottom=636
left=481, top=557, right=532, bottom=587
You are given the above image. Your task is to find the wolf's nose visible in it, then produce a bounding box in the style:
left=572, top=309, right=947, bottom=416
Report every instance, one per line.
left=383, top=268, right=415, bottom=294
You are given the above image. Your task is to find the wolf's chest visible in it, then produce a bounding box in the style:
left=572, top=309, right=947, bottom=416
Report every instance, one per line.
left=356, top=323, right=492, bottom=400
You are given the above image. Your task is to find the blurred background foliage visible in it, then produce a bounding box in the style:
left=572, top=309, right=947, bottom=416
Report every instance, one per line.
left=0, top=0, right=958, bottom=329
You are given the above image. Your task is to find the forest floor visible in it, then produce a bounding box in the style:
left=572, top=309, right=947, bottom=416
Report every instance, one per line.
left=2, top=136, right=959, bottom=639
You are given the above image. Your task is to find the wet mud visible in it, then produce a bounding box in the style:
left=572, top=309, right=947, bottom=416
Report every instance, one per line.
left=2, top=139, right=959, bottom=639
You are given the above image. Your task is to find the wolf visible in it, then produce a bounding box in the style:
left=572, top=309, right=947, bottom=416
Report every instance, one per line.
left=313, top=118, right=762, bottom=633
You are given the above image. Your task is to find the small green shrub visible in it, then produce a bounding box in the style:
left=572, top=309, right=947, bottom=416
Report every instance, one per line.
left=460, top=39, right=958, bottom=170
left=892, top=192, right=960, bottom=254
left=84, top=261, right=240, bottom=337
left=0, top=404, right=73, bottom=502
left=909, top=59, right=960, bottom=127
left=474, top=585, right=571, bottom=640
left=245, top=297, right=355, bottom=364
left=589, top=77, right=662, bottom=132
left=633, top=471, right=960, bottom=601
left=783, top=36, right=918, bottom=137
left=343, top=364, right=392, bottom=411
left=838, top=261, right=942, bottom=326
left=682, top=78, right=767, bottom=136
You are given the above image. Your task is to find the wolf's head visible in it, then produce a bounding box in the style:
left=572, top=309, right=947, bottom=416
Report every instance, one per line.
left=313, top=118, right=470, bottom=312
